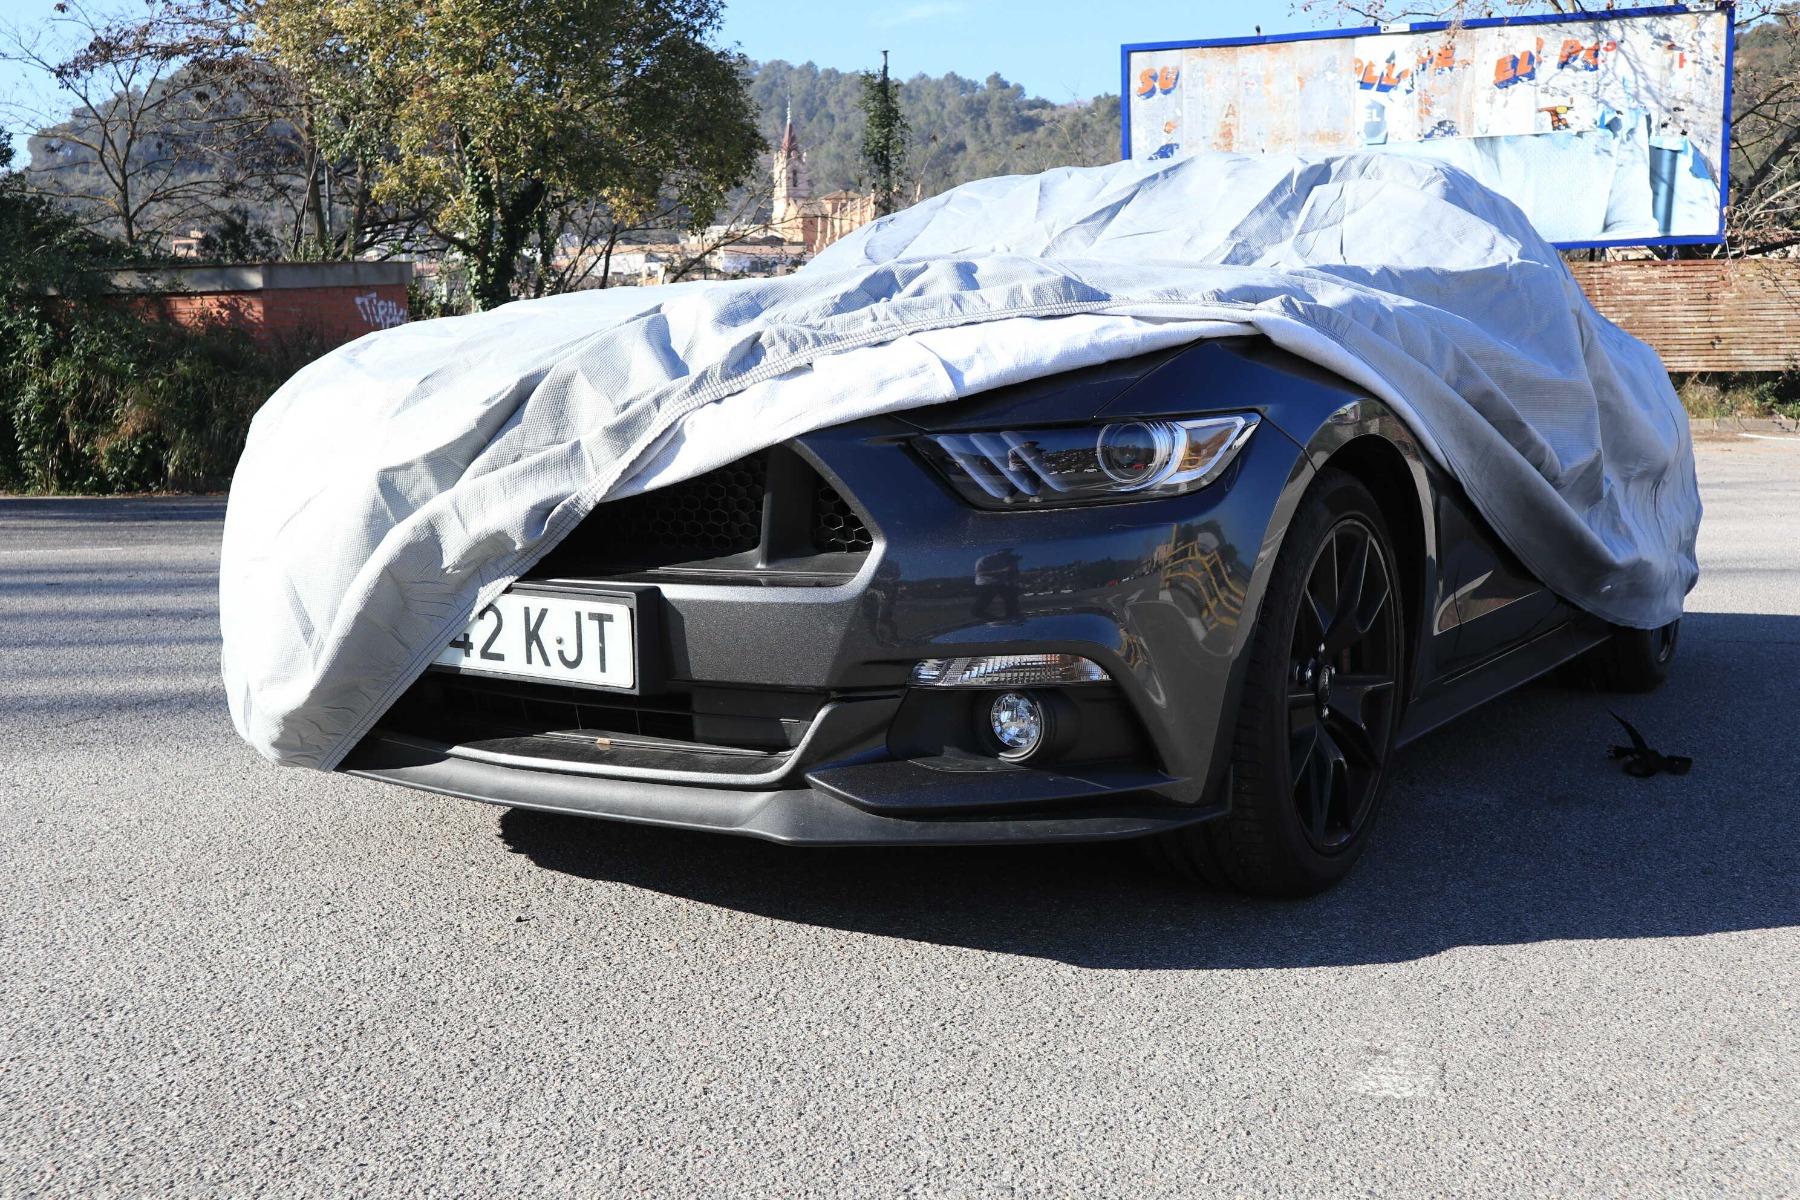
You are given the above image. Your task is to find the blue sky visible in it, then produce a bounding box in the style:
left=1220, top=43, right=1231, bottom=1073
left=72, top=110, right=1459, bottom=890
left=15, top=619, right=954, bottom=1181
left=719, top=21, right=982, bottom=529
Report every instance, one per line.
left=0, top=0, right=1330, bottom=154
left=718, top=0, right=1319, bottom=103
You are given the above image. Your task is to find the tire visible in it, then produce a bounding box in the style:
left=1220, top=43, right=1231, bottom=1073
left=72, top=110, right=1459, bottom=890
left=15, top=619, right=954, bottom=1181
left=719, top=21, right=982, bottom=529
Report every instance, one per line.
left=1148, top=468, right=1407, bottom=897
left=1575, top=620, right=1679, bottom=693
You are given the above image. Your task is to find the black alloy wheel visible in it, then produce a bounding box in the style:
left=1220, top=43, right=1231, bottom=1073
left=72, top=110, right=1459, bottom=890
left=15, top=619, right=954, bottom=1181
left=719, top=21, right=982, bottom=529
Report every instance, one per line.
left=1285, top=516, right=1401, bottom=855
left=1149, top=468, right=1406, bottom=896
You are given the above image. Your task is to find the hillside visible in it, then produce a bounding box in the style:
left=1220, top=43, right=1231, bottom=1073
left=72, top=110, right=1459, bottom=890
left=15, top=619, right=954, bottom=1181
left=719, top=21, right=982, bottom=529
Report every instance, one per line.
left=14, top=59, right=1124, bottom=251
left=747, top=61, right=1121, bottom=203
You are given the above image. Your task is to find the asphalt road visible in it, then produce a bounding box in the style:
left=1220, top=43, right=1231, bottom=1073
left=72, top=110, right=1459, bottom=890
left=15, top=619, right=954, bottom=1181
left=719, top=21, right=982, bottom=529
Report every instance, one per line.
left=2, top=436, right=1797, bottom=1199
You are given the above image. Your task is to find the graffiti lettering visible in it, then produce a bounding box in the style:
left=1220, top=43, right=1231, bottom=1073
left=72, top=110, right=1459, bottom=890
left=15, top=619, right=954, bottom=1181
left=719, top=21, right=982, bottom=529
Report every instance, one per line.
left=1556, top=39, right=1615, bottom=72
left=354, top=292, right=407, bottom=329
left=1417, top=43, right=1465, bottom=76
left=1135, top=65, right=1179, bottom=98
left=1352, top=54, right=1411, bottom=93
left=1493, top=41, right=1542, bottom=89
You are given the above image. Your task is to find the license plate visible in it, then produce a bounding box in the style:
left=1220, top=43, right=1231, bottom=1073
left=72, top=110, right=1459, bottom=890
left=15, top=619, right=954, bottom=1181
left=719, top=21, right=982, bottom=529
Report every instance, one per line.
left=434, top=589, right=637, bottom=691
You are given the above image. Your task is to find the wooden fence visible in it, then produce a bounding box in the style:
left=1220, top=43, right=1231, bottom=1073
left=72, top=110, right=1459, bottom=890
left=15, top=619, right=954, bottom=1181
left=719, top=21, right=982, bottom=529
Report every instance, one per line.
left=1569, top=259, right=1800, bottom=374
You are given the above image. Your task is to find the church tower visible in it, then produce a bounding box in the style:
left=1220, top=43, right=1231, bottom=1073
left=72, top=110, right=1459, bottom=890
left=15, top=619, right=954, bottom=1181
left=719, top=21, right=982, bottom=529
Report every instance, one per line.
left=772, top=100, right=809, bottom=227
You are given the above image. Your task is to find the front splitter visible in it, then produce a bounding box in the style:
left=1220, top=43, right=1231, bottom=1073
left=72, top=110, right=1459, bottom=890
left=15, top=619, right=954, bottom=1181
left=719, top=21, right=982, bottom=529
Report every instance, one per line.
left=341, top=731, right=1223, bottom=847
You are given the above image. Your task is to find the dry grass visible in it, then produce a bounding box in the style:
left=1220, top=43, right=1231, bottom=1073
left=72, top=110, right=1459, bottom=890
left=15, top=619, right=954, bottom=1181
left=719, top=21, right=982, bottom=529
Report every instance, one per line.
left=1674, top=373, right=1800, bottom=421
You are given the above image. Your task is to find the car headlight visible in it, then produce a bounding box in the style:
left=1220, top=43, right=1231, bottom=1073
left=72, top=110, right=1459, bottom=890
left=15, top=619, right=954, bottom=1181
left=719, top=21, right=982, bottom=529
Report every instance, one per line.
left=914, top=414, right=1258, bottom=508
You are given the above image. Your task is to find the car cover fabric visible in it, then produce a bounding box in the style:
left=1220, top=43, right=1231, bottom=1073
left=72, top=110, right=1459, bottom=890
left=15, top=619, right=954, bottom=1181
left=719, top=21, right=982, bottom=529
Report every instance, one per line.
left=219, top=152, right=1700, bottom=770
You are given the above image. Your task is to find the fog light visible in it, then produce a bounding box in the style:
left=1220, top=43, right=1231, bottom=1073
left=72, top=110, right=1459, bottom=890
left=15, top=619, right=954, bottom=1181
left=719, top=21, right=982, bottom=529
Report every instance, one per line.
left=990, top=692, right=1046, bottom=758
left=981, top=689, right=1078, bottom=763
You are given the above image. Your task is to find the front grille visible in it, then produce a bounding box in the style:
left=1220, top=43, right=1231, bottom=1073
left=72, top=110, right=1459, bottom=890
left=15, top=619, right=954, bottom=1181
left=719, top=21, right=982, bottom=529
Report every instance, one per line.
left=399, top=675, right=697, bottom=742
left=601, top=452, right=767, bottom=559
left=813, top=482, right=873, bottom=553
left=530, top=445, right=874, bottom=579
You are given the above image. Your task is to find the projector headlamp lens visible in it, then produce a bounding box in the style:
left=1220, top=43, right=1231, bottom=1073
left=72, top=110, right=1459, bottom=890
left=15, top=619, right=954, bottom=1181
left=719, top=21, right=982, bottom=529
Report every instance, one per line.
left=914, top=413, right=1257, bottom=508
left=1095, top=420, right=1177, bottom=488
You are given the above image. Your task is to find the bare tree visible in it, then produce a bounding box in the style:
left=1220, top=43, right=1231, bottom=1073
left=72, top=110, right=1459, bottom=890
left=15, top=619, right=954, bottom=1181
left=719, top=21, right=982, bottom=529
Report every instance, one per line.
left=0, top=0, right=426, bottom=259
left=0, top=0, right=232, bottom=247
left=1293, top=0, right=1577, bottom=22
left=207, top=64, right=434, bottom=261
left=1722, top=9, right=1800, bottom=255
left=664, top=182, right=785, bottom=285
left=1298, top=0, right=1791, bottom=21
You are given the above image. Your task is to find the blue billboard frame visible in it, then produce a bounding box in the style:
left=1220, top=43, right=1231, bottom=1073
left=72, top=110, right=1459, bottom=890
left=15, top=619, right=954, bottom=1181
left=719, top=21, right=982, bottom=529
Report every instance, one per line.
left=1119, top=2, right=1737, bottom=251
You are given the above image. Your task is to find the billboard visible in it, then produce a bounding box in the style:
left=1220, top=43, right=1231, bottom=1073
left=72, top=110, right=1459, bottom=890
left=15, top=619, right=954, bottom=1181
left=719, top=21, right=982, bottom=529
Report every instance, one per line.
left=1121, top=4, right=1735, bottom=248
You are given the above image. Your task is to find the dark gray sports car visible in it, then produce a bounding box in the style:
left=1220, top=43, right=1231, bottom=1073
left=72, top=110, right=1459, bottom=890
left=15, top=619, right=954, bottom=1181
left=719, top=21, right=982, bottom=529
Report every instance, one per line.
left=344, top=335, right=1679, bottom=895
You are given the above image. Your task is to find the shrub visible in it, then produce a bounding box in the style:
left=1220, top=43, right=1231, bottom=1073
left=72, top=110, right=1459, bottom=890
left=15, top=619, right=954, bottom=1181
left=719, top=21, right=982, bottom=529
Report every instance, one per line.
left=0, top=127, right=317, bottom=494
left=0, top=296, right=321, bottom=494
left=1674, top=371, right=1800, bottom=423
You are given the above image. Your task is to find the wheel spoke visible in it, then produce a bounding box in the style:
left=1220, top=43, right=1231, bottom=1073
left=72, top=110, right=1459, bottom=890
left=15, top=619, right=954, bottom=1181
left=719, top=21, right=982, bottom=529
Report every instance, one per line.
left=1327, top=671, right=1395, bottom=721
left=1323, top=530, right=1371, bottom=655
left=1297, top=579, right=1329, bottom=649
left=1312, top=726, right=1349, bottom=843
left=1324, top=708, right=1381, bottom=769
left=1302, top=735, right=1333, bottom=845
left=1354, top=562, right=1391, bottom=643
left=1289, top=703, right=1320, bottom=782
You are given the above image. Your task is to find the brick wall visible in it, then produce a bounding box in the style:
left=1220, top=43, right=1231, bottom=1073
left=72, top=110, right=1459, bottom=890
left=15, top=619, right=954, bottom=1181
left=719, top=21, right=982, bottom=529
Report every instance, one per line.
left=109, top=262, right=413, bottom=351
left=105, top=258, right=1795, bottom=374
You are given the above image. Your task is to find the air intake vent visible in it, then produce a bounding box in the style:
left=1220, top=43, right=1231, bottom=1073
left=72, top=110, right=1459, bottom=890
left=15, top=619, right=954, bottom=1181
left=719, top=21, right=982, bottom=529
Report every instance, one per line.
left=813, top=482, right=872, bottom=553
left=599, top=452, right=767, bottom=559
left=528, top=445, right=873, bottom=582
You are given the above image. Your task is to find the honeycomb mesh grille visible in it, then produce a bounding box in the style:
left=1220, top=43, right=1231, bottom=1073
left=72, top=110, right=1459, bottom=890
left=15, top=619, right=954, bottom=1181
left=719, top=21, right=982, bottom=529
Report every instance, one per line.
left=535, top=449, right=873, bottom=575
left=812, top=481, right=873, bottom=553
left=602, top=452, right=766, bottom=557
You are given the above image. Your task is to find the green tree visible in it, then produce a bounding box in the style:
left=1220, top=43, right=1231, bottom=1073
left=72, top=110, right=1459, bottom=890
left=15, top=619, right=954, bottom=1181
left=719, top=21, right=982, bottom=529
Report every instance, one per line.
left=859, top=51, right=909, bottom=217
left=257, top=0, right=764, bottom=310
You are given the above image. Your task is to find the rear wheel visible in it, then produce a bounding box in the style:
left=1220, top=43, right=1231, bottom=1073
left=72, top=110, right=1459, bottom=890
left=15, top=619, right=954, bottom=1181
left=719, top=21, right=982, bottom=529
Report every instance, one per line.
left=1148, top=469, right=1406, bottom=897
left=1574, top=620, right=1679, bottom=693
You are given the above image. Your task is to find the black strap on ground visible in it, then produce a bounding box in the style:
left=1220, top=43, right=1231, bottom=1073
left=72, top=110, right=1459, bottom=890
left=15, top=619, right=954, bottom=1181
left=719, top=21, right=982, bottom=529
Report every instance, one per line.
left=1607, top=710, right=1692, bottom=777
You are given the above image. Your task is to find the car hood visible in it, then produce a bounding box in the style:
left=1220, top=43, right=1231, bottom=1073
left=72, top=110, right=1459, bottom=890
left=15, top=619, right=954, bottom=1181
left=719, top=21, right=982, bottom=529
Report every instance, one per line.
left=893, top=344, right=1188, bottom=432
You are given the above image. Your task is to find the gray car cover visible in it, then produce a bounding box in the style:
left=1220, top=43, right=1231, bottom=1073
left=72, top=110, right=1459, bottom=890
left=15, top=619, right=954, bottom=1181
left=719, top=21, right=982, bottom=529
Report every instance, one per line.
left=219, top=152, right=1700, bottom=770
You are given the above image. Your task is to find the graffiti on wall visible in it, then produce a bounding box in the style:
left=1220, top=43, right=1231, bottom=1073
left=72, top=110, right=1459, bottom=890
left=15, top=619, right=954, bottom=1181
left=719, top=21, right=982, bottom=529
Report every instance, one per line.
left=1125, top=8, right=1732, bottom=245
left=355, top=292, right=408, bottom=330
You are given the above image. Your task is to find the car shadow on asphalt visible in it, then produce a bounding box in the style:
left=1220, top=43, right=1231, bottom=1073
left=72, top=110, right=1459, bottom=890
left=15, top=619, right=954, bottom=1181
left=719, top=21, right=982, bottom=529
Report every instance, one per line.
left=498, top=610, right=1800, bottom=969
